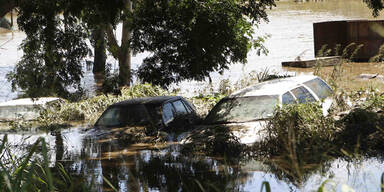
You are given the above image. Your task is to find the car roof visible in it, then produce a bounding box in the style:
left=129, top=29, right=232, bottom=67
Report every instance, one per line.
left=230, top=75, right=320, bottom=97
left=112, top=96, right=183, bottom=106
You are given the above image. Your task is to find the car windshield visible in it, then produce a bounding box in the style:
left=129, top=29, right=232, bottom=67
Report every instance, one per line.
left=95, top=104, right=151, bottom=127
left=205, top=95, right=279, bottom=124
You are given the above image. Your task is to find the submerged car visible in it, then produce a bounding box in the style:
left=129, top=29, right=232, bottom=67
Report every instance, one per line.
left=203, top=75, right=333, bottom=144
left=94, top=96, right=198, bottom=132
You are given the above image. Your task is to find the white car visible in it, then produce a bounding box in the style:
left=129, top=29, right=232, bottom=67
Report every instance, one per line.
left=203, top=75, right=333, bottom=144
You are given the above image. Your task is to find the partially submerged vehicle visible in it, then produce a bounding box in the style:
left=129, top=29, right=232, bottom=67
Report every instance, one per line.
left=0, top=97, right=62, bottom=121
left=202, top=75, right=333, bottom=144
left=94, top=96, right=199, bottom=133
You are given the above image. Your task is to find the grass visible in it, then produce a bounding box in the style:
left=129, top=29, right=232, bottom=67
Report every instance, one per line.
left=248, top=96, right=384, bottom=186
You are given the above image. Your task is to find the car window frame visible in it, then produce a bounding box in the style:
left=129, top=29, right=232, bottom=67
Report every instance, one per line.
left=290, top=86, right=317, bottom=104
left=171, top=99, right=189, bottom=116
left=281, top=91, right=297, bottom=105
left=181, top=99, right=194, bottom=114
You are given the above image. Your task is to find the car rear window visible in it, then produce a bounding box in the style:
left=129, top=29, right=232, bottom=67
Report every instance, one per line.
left=304, top=78, right=333, bottom=100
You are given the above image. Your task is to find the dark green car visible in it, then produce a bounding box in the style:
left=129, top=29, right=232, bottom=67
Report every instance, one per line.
left=94, top=96, right=198, bottom=132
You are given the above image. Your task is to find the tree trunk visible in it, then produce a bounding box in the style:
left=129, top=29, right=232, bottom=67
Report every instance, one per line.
left=118, top=0, right=133, bottom=87
left=92, top=26, right=106, bottom=74
left=44, top=11, right=57, bottom=94
left=104, top=0, right=133, bottom=87
left=0, top=0, right=16, bottom=18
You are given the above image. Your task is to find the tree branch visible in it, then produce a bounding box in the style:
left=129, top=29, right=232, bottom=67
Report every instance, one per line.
left=0, top=0, right=16, bottom=18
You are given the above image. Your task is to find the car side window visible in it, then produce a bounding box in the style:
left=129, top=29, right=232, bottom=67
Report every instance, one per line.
left=303, top=78, right=333, bottom=100
left=291, top=86, right=316, bottom=103
left=162, top=103, right=174, bottom=124
left=282, top=92, right=296, bottom=104
left=172, top=100, right=188, bottom=115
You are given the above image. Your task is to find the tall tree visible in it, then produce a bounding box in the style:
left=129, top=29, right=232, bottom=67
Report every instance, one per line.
left=8, top=0, right=384, bottom=98
left=131, top=0, right=274, bottom=86
left=8, top=0, right=277, bottom=97
left=105, top=0, right=276, bottom=87
left=104, top=0, right=133, bottom=86
left=7, top=0, right=89, bottom=99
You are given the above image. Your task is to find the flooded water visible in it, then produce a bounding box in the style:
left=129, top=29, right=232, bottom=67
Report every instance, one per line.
left=0, top=0, right=382, bottom=99
left=1, top=0, right=384, bottom=191
left=3, top=126, right=384, bottom=192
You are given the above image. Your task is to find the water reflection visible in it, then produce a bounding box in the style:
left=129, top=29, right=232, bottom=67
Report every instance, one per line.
left=53, top=128, right=250, bottom=191
left=2, top=126, right=384, bottom=191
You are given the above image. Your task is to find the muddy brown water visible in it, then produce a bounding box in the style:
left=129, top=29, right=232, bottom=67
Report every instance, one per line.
left=1, top=0, right=384, bottom=191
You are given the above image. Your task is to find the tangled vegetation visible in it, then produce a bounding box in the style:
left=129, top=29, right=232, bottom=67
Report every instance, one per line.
left=181, top=125, right=245, bottom=157
left=247, top=94, right=384, bottom=186
left=38, top=83, right=172, bottom=127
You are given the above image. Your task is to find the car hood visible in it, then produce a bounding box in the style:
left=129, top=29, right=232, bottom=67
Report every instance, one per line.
left=186, top=120, right=269, bottom=145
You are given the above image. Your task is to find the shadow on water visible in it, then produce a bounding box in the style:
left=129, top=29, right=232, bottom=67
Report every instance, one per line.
left=21, top=127, right=249, bottom=192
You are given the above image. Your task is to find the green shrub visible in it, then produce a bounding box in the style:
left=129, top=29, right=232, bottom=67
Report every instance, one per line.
left=337, top=108, right=384, bottom=154
left=258, top=103, right=337, bottom=156
left=251, top=103, right=338, bottom=185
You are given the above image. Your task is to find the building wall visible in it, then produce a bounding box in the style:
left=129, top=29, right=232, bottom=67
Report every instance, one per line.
left=314, top=20, right=384, bottom=61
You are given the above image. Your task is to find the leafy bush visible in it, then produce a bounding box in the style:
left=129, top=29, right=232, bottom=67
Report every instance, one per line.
left=257, top=103, right=337, bottom=154
left=251, top=103, right=338, bottom=184
left=189, top=94, right=225, bottom=117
